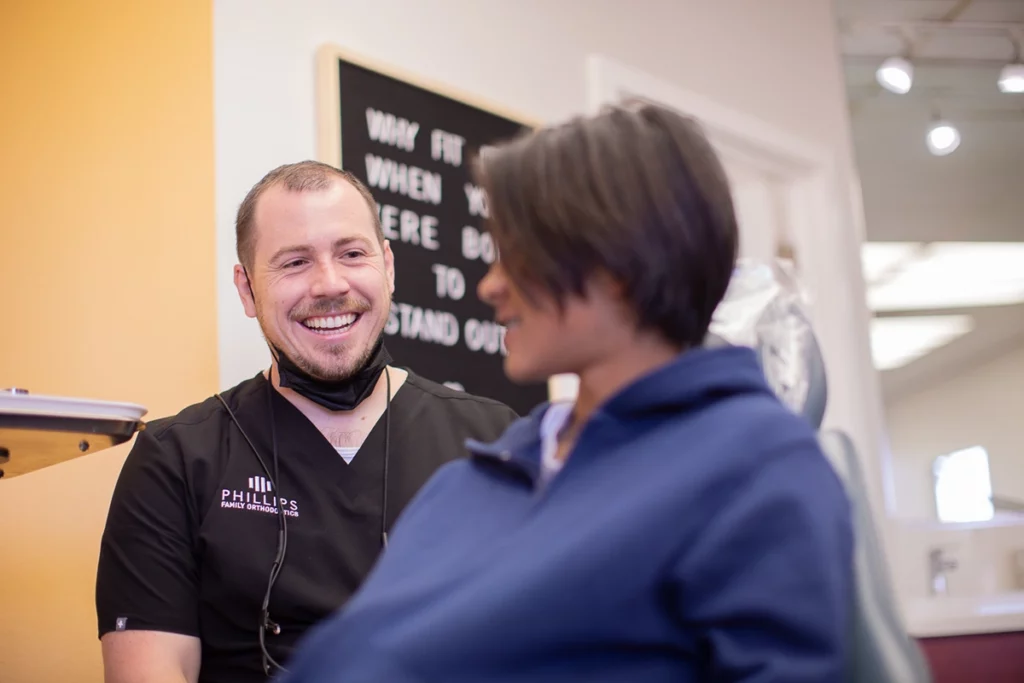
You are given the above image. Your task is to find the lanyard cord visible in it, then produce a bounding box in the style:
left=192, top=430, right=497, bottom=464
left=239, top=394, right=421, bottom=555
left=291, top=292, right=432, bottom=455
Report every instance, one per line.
left=216, top=366, right=393, bottom=676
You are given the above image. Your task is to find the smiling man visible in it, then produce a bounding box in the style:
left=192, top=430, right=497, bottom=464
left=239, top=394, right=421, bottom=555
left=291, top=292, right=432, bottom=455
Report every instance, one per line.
left=95, top=161, right=518, bottom=683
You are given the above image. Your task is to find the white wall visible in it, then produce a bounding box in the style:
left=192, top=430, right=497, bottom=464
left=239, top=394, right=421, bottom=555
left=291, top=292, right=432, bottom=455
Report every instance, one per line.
left=886, top=342, right=1024, bottom=521
left=881, top=343, right=1024, bottom=635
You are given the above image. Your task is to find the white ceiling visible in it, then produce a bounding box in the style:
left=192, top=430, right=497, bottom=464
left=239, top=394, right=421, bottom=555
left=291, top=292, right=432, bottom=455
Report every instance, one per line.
left=837, top=0, right=1024, bottom=61
left=835, top=0, right=1024, bottom=401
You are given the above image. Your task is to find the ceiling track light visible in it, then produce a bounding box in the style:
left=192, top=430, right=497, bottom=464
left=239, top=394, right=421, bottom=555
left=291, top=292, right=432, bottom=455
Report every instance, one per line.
left=877, top=56, right=914, bottom=94
left=926, top=109, right=961, bottom=156
left=999, top=32, right=1024, bottom=94
left=876, top=28, right=915, bottom=95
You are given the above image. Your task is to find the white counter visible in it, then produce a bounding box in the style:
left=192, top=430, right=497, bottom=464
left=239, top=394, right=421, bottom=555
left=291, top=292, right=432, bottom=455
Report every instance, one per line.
left=905, top=592, right=1024, bottom=638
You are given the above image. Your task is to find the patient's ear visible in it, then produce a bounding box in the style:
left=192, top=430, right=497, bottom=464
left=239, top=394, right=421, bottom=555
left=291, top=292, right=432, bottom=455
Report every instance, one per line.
left=583, top=270, right=638, bottom=327
left=588, top=270, right=631, bottom=309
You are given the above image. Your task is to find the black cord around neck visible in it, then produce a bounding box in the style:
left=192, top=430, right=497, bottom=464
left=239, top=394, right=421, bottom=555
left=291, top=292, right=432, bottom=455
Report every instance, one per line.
left=216, top=385, right=288, bottom=676
left=216, top=367, right=394, bottom=676
left=381, top=367, right=392, bottom=549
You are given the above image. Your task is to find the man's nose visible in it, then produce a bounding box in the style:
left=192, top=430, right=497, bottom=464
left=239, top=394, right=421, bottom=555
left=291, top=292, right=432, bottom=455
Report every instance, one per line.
left=310, top=260, right=351, bottom=297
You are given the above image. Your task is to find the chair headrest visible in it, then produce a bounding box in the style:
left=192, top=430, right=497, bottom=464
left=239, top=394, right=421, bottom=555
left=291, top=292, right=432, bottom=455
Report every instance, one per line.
left=706, top=260, right=828, bottom=429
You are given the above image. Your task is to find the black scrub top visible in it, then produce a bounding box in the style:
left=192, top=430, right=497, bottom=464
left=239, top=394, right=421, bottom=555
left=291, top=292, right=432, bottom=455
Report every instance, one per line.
left=96, top=370, right=518, bottom=683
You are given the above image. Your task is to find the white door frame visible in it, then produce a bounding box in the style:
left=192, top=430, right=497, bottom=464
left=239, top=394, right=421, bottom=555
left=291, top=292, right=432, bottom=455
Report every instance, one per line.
left=586, top=54, right=830, bottom=270
left=583, top=54, right=893, bottom=542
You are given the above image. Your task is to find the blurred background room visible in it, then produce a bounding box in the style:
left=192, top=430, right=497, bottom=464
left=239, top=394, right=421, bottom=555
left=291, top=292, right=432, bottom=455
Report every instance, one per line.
left=835, top=1, right=1024, bottom=674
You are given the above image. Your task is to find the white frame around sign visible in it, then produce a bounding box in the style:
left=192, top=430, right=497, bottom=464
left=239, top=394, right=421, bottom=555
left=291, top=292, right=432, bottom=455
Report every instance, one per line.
left=315, top=44, right=541, bottom=168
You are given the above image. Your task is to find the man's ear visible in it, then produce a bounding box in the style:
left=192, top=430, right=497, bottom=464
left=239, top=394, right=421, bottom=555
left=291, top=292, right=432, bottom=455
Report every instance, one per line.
left=383, top=240, right=396, bottom=296
left=233, top=265, right=258, bottom=319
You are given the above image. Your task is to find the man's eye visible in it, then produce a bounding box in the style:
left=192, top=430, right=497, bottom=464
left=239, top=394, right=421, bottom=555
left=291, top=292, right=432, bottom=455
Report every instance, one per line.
left=283, top=259, right=306, bottom=268
left=343, top=251, right=364, bottom=259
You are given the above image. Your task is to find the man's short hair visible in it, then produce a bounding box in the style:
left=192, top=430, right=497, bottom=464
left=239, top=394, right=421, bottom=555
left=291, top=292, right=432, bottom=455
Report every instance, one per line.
left=235, top=160, right=382, bottom=271
left=472, top=99, right=739, bottom=348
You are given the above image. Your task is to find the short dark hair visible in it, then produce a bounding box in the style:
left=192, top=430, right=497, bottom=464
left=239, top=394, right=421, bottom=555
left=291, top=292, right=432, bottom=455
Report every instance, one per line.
left=235, top=160, right=382, bottom=271
left=472, top=100, right=738, bottom=348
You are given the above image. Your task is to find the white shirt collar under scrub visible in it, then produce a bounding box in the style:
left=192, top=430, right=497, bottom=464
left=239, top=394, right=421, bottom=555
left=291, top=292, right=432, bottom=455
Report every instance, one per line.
left=335, top=446, right=359, bottom=464
left=538, top=401, right=574, bottom=488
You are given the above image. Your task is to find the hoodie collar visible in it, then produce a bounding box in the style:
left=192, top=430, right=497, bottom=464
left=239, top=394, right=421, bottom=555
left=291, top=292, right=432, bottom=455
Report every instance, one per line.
left=466, top=345, right=771, bottom=481
left=466, top=401, right=549, bottom=482
left=600, top=345, right=769, bottom=419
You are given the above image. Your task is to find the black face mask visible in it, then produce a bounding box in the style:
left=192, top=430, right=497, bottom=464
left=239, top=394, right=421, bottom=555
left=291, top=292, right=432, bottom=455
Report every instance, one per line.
left=271, top=338, right=392, bottom=412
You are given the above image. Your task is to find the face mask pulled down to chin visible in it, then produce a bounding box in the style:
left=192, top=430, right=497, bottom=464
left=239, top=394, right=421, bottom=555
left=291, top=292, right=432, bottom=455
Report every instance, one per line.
left=271, top=338, right=392, bottom=412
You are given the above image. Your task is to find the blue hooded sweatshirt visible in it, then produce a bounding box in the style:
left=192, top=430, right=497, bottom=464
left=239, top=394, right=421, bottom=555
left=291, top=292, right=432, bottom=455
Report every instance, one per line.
left=279, top=346, right=853, bottom=683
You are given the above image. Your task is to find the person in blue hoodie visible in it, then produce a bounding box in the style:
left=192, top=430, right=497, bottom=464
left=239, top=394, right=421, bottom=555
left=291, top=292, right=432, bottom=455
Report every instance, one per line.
left=277, top=99, right=854, bottom=683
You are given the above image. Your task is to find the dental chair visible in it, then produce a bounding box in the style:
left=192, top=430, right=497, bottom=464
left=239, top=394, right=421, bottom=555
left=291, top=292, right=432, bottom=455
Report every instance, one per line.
left=706, top=261, right=934, bottom=683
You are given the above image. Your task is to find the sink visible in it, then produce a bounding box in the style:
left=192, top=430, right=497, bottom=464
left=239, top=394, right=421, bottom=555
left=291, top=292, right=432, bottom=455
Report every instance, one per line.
left=889, top=518, right=1024, bottom=637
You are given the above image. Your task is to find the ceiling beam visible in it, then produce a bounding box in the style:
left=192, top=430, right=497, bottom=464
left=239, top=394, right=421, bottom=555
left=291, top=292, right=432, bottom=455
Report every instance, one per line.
left=842, top=20, right=1024, bottom=34
left=843, top=54, right=1017, bottom=66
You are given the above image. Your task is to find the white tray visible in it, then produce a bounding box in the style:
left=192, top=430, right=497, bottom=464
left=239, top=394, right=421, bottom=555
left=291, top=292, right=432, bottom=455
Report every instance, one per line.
left=0, top=388, right=148, bottom=479
left=0, top=389, right=147, bottom=421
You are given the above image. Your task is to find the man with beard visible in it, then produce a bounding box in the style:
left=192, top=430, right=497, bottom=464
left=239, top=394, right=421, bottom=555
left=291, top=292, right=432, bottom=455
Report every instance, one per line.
left=95, top=161, right=518, bottom=683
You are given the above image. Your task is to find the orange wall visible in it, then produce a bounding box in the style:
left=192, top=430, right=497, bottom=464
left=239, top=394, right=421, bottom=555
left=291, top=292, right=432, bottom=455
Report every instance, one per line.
left=0, top=2, right=215, bottom=681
